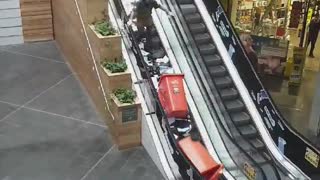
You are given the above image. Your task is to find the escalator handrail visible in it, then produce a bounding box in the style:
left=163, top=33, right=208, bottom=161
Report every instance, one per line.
left=193, top=0, right=311, bottom=179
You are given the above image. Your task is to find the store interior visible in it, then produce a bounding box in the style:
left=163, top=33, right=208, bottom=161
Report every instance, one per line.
left=227, top=0, right=320, bottom=147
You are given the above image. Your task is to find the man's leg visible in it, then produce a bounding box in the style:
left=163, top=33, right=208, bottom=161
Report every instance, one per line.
left=310, top=39, right=316, bottom=57
left=307, top=37, right=311, bottom=48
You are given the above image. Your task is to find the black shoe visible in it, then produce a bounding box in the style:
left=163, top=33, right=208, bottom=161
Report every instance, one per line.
left=309, top=54, right=315, bottom=58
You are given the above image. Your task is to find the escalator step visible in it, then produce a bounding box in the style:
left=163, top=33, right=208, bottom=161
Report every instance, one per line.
left=199, top=44, right=216, bottom=55
left=250, top=138, right=265, bottom=151
left=214, top=76, right=232, bottom=89
left=180, top=4, right=197, bottom=15
left=209, top=65, right=226, bottom=77
left=238, top=125, right=258, bottom=138
left=194, top=33, right=211, bottom=44
left=189, top=23, right=206, bottom=34
left=250, top=152, right=267, bottom=164
left=177, top=0, right=193, bottom=4
left=220, top=88, right=238, bottom=100
left=185, top=13, right=201, bottom=24
left=232, top=112, right=251, bottom=126
left=225, top=99, right=245, bottom=112
left=262, top=151, right=272, bottom=161
left=203, top=55, right=221, bottom=66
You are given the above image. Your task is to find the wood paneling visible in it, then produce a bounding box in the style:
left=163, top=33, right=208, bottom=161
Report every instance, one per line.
left=87, top=0, right=108, bottom=24
left=52, top=0, right=114, bottom=132
left=20, top=0, right=53, bottom=42
left=52, top=0, right=142, bottom=149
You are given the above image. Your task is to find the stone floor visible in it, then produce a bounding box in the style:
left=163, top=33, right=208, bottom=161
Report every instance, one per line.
left=266, top=33, right=320, bottom=148
left=0, top=41, right=163, bottom=180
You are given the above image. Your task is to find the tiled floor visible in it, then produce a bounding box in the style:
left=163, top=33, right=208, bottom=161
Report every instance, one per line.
left=267, top=70, right=317, bottom=137
left=265, top=33, right=320, bottom=147
left=0, top=41, right=163, bottom=180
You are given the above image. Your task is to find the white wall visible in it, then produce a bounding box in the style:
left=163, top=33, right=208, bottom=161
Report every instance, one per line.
left=0, top=0, right=24, bottom=46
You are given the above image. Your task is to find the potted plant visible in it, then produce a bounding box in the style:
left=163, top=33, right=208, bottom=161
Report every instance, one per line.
left=110, top=88, right=141, bottom=149
left=87, top=0, right=108, bottom=24
left=88, top=20, right=122, bottom=63
left=113, top=88, right=136, bottom=104
left=99, top=60, right=132, bottom=94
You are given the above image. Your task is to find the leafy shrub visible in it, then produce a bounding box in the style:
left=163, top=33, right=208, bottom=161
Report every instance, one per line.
left=94, top=21, right=116, bottom=36
left=114, top=88, right=135, bottom=104
left=102, top=61, right=127, bottom=73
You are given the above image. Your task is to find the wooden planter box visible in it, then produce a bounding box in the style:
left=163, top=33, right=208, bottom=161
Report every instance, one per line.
left=99, top=66, right=132, bottom=94
left=88, top=25, right=122, bottom=63
left=86, top=0, right=108, bottom=24
left=110, top=95, right=141, bottom=150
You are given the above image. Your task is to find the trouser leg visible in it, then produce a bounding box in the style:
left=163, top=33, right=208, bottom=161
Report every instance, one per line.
left=310, top=40, right=316, bottom=56
left=307, top=37, right=311, bottom=48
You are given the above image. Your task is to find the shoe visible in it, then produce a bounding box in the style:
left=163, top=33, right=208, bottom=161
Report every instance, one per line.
left=309, top=54, right=315, bottom=58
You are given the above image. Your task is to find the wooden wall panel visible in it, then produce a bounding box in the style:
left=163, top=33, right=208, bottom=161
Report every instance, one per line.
left=52, top=0, right=115, bottom=137
left=20, top=0, right=53, bottom=42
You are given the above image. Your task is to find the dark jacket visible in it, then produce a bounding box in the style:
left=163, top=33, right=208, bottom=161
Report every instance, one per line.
left=136, top=0, right=160, bottom=19
left=308, top=19, right=320, bottom=40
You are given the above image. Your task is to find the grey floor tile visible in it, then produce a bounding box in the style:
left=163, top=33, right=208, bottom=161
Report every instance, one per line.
left=26, top=75, right=105, bottom=126
left=118, top=147, right=164, bottom=180
left=268, top=70, right=318, bottom=139
left=83, top=147, right=164, bottom=180
left=0, top=108, right=113, bottom=180
left=0, top=41, right=65, bottom=62
left=0, top=51, right=71, bottom=105
left=0, top=102, right=18, bottom=120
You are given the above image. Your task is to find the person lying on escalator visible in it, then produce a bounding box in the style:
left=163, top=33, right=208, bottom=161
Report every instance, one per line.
left=128, top=0, right=173, bottom=41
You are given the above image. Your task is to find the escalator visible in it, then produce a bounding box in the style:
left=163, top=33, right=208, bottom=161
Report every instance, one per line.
left=152, top=8, right=268, bottom=180
left=112, top=0, right=316, bottom=178
left=163, top=0, right=316, bottom=179
left=159, top=0, right=314, bottom=179
left=110, top=0, right=226, bottom=179
left=169, top=0, right=282, bottom=179
left=112, top=0, right=277, bottom=178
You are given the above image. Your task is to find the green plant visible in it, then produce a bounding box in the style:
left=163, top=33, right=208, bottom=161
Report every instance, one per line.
left=94, top=21, right=116, bottom=36
left=113, top=88, right=135, bottom=104
left=102, top=61, right=127, bottom=73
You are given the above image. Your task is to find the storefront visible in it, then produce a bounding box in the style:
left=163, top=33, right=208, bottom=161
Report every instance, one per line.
left=228, top=0, right=320, bottom=89
left=226, top=0, right=320, bottom=138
